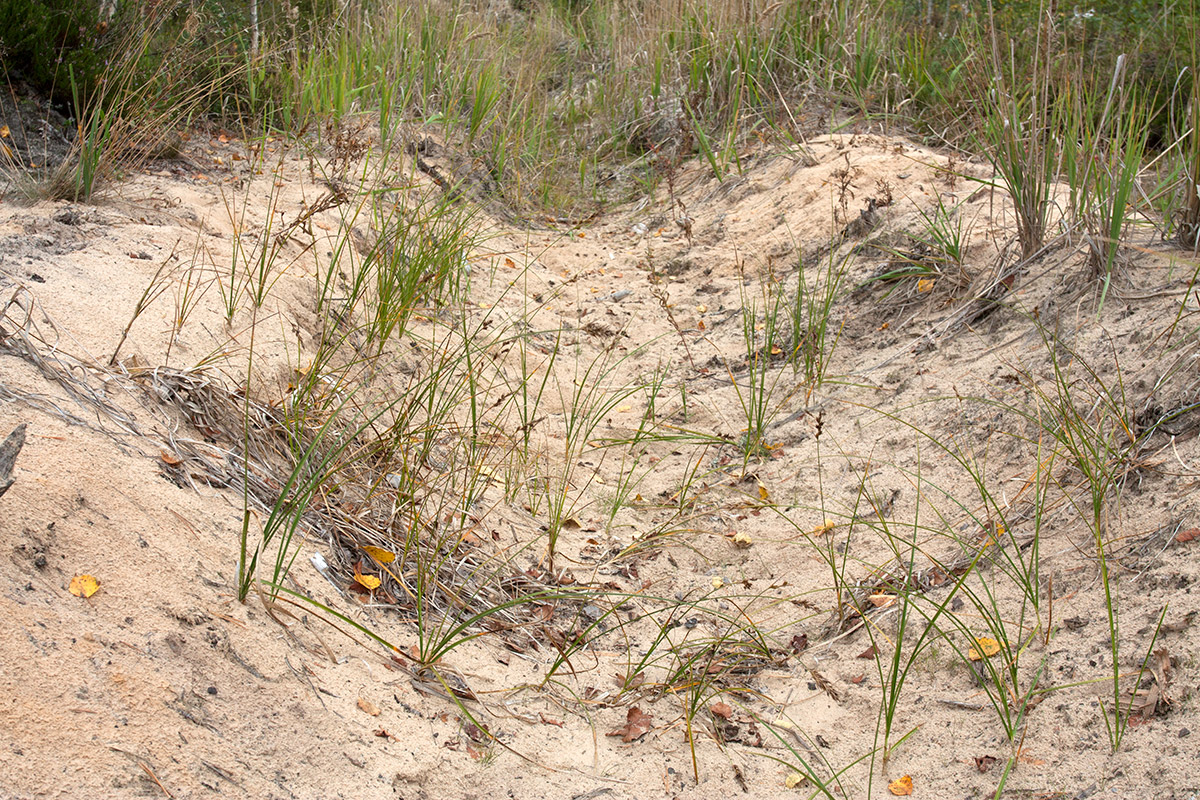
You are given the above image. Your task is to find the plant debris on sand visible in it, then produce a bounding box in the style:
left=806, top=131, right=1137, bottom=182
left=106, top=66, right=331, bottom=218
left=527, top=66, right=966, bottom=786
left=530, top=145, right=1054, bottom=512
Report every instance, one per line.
left=2, top=2, right=1199, bottom=798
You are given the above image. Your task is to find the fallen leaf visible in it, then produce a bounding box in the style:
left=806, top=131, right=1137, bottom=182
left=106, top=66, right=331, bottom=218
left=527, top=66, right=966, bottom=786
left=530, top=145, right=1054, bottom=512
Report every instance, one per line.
left=869, top=594, right=897, bottom=608
left=463, top=721, right=488, bottom=743
left=159, top=449, right=182, bottom=466
left=354, top=573, right=382, bottom=590
left=696, top=304, right=708, bottom=313
left=357, top=697, right=380, bottom=716
left=785, top=771, right=806, bottom=789
left=362, top=545, right=396, bottom=564
left=561, top=517, right=582, bottom=530
left=968, top=637, right=1001, bottom=661
left=69, top=574, right=100, bottom=598
left=789, top=633, right=809, bottom=653
left=606, top=706, right=653, bottom=743
left=858, top=645, right=878, bottom=659
left=1162, top=611, right=1196, bottom=633
left=711, top=576, right=724, bottom=589
left=1175, top=528, right=1200, bottom=543
left=710, top=701, right=734, bottom=719
left=614, top=670, right=646, bottom=689
left=811, top=521, right=836, bottom=536
left=888, top=774, right=913, bottom=796
left=732, top=532, right=753, bottom=548
left=0, top=125, right=9, bottom=138
left=975, top=755, right=997, bottom=773
left=758, top=484, right=770, bottom=502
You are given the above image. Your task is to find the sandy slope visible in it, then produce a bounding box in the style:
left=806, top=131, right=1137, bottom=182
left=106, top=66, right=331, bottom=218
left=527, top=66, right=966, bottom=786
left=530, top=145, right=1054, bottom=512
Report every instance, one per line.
left=1, top=127, right=1198, bottom=799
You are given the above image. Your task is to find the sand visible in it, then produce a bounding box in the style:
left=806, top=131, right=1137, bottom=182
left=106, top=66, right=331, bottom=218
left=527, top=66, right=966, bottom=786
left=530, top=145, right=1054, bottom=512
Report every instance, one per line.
left=1, top=123, right=1197, bottom=799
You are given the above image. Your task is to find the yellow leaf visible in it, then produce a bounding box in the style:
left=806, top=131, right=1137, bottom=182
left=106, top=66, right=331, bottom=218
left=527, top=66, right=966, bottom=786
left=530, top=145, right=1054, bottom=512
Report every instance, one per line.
left=917, top=278, right=935, bottom=293
left=355, top=573, right=382, bottom=590
left=888, top=775, right=913, bottom=796
left=616, top=404, right=633, bottom=412
left=69, top=574, right=100, bottom=598
left=785, top=771, right=806, bottom=789
left=362, top=545, right=395, bottom=564
left=968, top=637, right=1001, bottom=661
left=0, top=125, right=9, bottom=138
left=811, top=521, right=836, bottom=536
left=771, top=345, right=783, bottom=355
left=732, top=532, right=753, bottom=548
left=758, top=485, right=770, bottom=502
left=696, top=304, right=707, bottom=313
left=711, top=576, right=724, bottom=589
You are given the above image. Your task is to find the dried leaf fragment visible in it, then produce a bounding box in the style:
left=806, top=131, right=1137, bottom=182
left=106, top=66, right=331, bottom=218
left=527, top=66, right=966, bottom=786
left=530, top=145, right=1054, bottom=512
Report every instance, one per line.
left=606, top=706, right=653, bottom=743
left=69, top=574, right=100, bottom=598
left=1175, top=528, right=1200, bottom=544
left=785, top=771, right=806, bottom=789
left=362, top=545, right=396, bottom=564
left=357, top=697, right=380, bottom=716
left=968, top=637, right=1001, bottom=661
left=732, top=532, right=753, bottom=548
left=888, top=774, right=913, bottom=796
left=354, top=573, right=381, bottom=591
left=710, top=701, right=734, bottom=719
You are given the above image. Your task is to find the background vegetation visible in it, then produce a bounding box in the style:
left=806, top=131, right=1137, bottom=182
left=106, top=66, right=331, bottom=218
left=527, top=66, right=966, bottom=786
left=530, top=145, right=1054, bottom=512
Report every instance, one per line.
left=3, top=0, right=1198, bottom=216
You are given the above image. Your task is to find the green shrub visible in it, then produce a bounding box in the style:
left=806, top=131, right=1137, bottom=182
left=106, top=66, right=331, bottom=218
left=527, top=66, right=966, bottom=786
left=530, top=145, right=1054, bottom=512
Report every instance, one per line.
left=0, top=0, right=108, bottom=105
